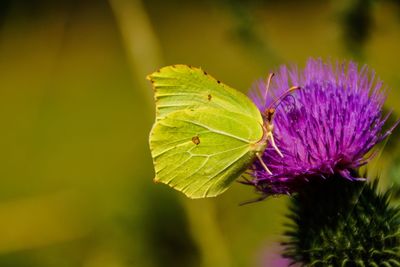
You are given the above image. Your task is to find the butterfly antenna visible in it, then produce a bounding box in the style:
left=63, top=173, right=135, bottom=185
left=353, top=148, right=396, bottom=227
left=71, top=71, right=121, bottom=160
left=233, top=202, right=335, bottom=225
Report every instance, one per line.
left=275, top=94, right=296, bottom=113
left=264, top=73, right=275, bottom=105
left=267, top=85, right=301, bottom=111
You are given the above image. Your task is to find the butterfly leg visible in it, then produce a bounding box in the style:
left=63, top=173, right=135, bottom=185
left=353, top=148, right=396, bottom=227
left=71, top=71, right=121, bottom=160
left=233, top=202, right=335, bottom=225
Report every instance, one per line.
left=256, top=152, right=272, bottom=175
left=267, top=132, right=283, bottom=158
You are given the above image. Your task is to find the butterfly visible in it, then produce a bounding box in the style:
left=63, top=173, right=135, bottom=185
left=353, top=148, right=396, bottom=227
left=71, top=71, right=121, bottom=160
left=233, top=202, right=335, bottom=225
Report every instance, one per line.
left=147, top=65, right=297, bottom=198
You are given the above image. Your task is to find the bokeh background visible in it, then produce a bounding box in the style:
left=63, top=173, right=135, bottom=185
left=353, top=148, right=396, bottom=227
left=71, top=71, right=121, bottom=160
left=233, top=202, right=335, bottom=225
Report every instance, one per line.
left=1, top=0, right=400, bottom=266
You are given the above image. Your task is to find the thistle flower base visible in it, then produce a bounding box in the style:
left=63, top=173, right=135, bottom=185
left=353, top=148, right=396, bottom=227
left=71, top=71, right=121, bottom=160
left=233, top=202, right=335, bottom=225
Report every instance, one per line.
left=283, top=174, right=400, bottom=266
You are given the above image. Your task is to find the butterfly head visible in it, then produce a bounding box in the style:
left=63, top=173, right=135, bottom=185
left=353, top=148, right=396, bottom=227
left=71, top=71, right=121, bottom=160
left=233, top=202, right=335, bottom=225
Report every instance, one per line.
left=266, top=108, right=275, bottom=123
left=263, top=86, right=300, bottom=126
left=264, top=108, right=275, bottom=132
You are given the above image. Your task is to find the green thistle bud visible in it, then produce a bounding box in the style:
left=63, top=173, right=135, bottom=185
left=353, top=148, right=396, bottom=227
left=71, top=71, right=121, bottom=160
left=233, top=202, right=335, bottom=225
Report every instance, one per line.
left=283, top=175, right=400, bottom=266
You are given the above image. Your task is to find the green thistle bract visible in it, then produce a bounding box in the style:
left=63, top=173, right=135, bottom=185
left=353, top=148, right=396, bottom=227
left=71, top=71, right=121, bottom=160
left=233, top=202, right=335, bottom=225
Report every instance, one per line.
left=283, top=175, right=400, bottom=266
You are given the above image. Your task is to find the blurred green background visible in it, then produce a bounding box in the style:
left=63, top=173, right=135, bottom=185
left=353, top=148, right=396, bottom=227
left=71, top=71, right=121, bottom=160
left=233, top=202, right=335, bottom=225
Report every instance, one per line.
left=1, top=0, right=400, bottom=266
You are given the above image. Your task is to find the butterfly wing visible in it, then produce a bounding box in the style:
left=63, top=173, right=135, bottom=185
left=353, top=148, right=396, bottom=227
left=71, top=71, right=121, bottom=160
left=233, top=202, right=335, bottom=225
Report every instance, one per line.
left=150, top=107, right=266, bottom=198
left=148, top=65, right=266, bottom=198
left=147, top=65, right=263, bottom=122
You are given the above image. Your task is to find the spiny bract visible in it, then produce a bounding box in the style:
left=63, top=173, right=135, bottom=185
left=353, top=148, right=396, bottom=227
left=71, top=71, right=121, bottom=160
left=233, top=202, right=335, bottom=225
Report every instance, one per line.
left=283, top=176, right=400, bottom=266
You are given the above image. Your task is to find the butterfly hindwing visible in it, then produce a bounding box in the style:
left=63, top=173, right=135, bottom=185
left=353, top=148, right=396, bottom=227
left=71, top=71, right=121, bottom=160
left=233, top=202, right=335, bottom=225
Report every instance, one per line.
left=150, top=107, right=265, bottom=198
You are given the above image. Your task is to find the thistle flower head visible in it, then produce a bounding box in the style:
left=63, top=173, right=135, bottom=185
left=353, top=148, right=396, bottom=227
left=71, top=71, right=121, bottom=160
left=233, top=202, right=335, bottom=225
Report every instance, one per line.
left=248, top=58, right=397, bottom=195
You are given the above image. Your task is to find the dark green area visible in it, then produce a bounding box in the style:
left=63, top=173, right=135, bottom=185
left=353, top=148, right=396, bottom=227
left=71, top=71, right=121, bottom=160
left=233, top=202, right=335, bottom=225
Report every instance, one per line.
left=284, top=175, right=400, bottom=266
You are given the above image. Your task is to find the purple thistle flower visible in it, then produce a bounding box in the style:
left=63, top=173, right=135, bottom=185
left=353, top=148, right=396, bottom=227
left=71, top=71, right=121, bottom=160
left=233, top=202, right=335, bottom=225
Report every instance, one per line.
left=247, top=58, right=397, bottom=195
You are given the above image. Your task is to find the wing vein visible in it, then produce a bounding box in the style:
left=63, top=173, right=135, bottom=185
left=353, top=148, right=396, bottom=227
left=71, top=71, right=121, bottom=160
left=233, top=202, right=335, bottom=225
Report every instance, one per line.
left=191, top=144, right=248, bottom=157
left=178, top=119, right=250, bottom=143
left=153, top=141, right=192, bottom=158
left=191, top=147, right=250, bottom=197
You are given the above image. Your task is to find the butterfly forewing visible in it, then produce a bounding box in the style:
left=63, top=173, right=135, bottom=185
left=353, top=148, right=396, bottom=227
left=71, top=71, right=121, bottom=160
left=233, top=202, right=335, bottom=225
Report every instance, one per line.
left=147, top=65, right=263, bottom=123
left=150, top=107, right=265, bottom=198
